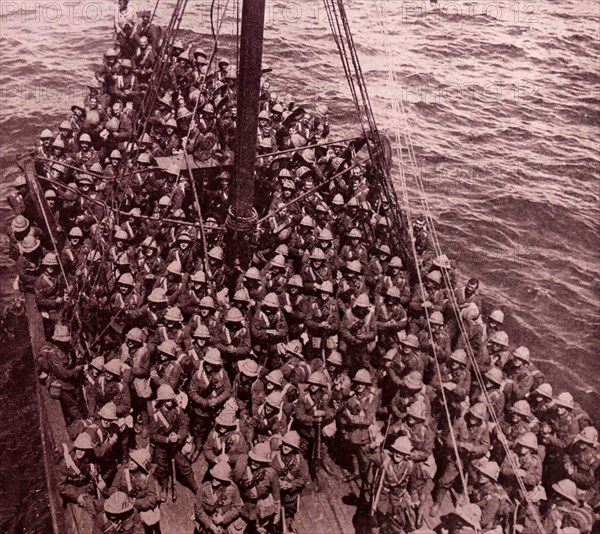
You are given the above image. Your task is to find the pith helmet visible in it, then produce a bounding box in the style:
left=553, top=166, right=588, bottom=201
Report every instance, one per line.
left=193, top=324, right=211, bottom=339
left=555, top=392, right=574, bottom=410
left=389, top=256, right=403, bottom=268
left=189, top=270, right=207, bottom=284
left=450, top=349, right=468, bottom=365
left=346, top=260, right=362, bottom=274
left=310, top=248, right=325, bottom=261
left=512, top=400, right=532, bottom=417
left=534, top=382, right=553, bottom=399
left=104, top=359, right=122, bottom=376
left=574, top=426, right=598, bottom=446
left=226, top=307, right=244, bottom=323
left=52, top=324, right=71, bottom=342
left=468, top=402, right=487, bottom=421
left=158, top=340, right=178, bottom=358
left=40, top=128, right=54, bottom=139
left=455, top=503, right=482, bottom=529
left=390, top=436, right=412, bottom=455
left=429, top=311, right=445, bottom=325
left=327, top=350, right=343, bottom=366
left=215, top=408, right=238, bottom=427
left=287, top=275, right=303, bottom=288
left=208, top=246, right=224, bottom=261
left=489, top=309, right=505, bottom=324
left=148, top=288, right=167, bottom=303
left=318, top=281, right=334, bottom=294
left=210, top=462, right=232, bottom=482
left=353, top=369, right=372, bottom=385
left=245, top=267, right=261, bottom=280
left=348, top=228, right=362, bottom=239
left=118, top=273, right=135, bottom=286
left=73, top=432, right=94, bottom=450
left=166, top=261, right=182, bottom=275
left=125, top=327, right=144, bottom=344
left=164, top=307, right=183, bottom=322
left=262, top=293, right=280, bottom=308
left=401, top=334, right=420, bottom=349
left=307, top=371, right=327, bottom=387
left=271, top=254, right=286, bottom=269
left=275, top=244, right=289, bottom=257
left=11, top=215, right=29, bottom=232
left=90, top=356, right=105, bottom=371
left=265, top=369, right=283, bottom=387
left=489, top=331, right=509, bottom=347
left=285, top=339, right=303, bottom=357
left=475, top=460, right=500, bottom=481
left=68, top=226, right=83, bottom=238
left=318, top=228, right=333, bottom=241
left=386, top=285, right=401, bottom=299
left=42, top=253, right=59, bottom=266
left=249, top=442, right=272, bottom=463
left=516, top=432, right=538, bottom=451
left=406, top=400, right=427, bottom=421
left=203, top=348, right=223, bottom=366
left=282, top=430, right=301, bottom=449
left=433, top=254, right=452, bottom=269
left=129, top=448, right=151, bottom=468
left=238, top=359, right=259, bottom=377
left=484, top=367, right=503, bottom=386
left=265, top=391, right=283, bottom=409
left=426, top=270, right=442, bottom=285
left=99, top=402, right=118, bottom=420
left=21, top=235, right=40, bottom=253
left=299, top=215, right=314, bottom=228
left=512, top=346, right=530, bottom=363
left=403, top=371, right=424, bottom=390
left=199, top=296, right=215, bottom=310
left=552, top=479, right=578, bottom=503
left=104, top=491, right=133, bottom=514
left=354, top=293, right=371, bottom=308
left=157, top=384, right=176, bottom=401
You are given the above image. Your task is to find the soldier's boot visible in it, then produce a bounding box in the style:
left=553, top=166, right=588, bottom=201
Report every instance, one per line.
left=429, top=486, right=447, bottom=517
left=158, top=479, right=169, bottom=502
left=342, top=455, right=360, bottom=483
left=179, top=468, right=198, bottom=494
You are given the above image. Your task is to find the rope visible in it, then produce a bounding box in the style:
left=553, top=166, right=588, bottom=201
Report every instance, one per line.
left=371, top=1, right=546, bottom=530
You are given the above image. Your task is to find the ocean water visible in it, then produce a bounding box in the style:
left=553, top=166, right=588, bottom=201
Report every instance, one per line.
left=0, top=0, right=598, bottom=531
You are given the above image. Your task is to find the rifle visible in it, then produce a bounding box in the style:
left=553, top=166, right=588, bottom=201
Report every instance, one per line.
left=281, top=505, right=288, bottom=534
left=310, top=412, right=323, bottom=481
left=369, top=466, right=386, bottom=516
left=171, top=456, right=177, bottom=502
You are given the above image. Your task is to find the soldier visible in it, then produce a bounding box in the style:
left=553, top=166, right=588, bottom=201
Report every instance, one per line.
left=526, top=382, right=554, bottom=422
left=45, top=324, right=84, bottom=424
left=366, top=436, right=420, bottom=534
left=58, top=432, right=99, bottom=510
left=233, top=359, right=261, bottom=416
left=430, top=349, right=471, bottom=422
left=389, top=372, right=434, bottom=433
left=92, top=491, right=145, bottom=534
left=364, top=243, right=391, bottom=291
left=339, top=293, right=376, bottom=374
left=431, top=403, right=491, bottom=516
left=120, top=328, right=151, bottom=421
left=279, top=275, right=307, bottom=340
left=110, top=448, right=161, bottom=534
left=398, top=334, right=428, bottom=378
left=469, top=460, right=511, bottom=530
left=178, top=270, right=210, bottom=322
left=339, top=369, right=380, bottom=484
left=93, top=402, right=125, bottom=486
left=251, top=391, right=288, bottom=447
left=374, top=285, right=408, bottom=359
left=234, top=442, right=281, bottom=534
left=199, top=406, right=249, bottom=482
left=167, top=231, right=196, bottom=274
left=194, top=462, right=244, bottom=534
left=300, top=248, right=334, bottom=295
left=15, top=235, right=43, bottom=293
left=149, top=384, right=197, bottom=498
left=561, top=427, right=600, bottom=507
left=473, top=367, right=506, bottom=425
left=250, top=292, right=288, bottom=367
left=542, top=479, right=590, bottom=534
left=88, top=359, right=132, bottom=419
left=271, top=431, right=310, bottom=533
left=486, top=331, right=510, bottom=369
left=35, top=252, right=67, bottom=339
left=419, top=311, right=452, bottom=364
left=304, top=281, right=340, bottom=361
left=188, top=348, right=233, bottom=450
left=212, top=307, right=252, bottom=375
left=503, top=346, right=535, bottom=405
left=82, top=356, right=105, bottom=417
left=336, top=260, right=367, bottom=315
left=500, top=432, right=543, bottom=498
left=150, top=340, right=183, bottom=392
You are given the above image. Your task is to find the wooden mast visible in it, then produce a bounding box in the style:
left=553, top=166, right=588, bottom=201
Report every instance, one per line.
left=225, top=0, right=266, bottom=268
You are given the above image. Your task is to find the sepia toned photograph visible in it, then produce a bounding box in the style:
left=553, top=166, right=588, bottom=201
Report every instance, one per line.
left=0, top=0, right=598, bottom=532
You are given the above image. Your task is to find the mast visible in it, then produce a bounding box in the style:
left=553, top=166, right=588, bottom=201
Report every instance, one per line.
left=225, top=0, right=266, bottom=268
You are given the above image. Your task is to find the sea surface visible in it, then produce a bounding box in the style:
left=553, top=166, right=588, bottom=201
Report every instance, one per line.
left=0, top=0, right=598, bottom=531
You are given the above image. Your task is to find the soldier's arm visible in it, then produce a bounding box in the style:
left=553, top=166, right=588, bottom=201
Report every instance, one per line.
left=231, top=331, right=251, bottom=357
left=131, top=349, right=150, bottom=378
left=453, top=371, right=471, bottom=400
left=194, top=487, right=215, bottom=530
left=188, top=373, right=209, bottom=407
left=289, top=456, right=310, bottom=493
left=135, top=475, right=160, bottom=511
left=149, top=420, right=169, bottom=446
left=221, top=485, right=243, bottom=525
left=212, top=376, right=233, bottom=406
left=471, top=428, right=491, bottom=458
left=176, top=410, right=190, bottom=441
left=480, top=495, right=501, bottom=529
left=512, top=372, right=534, bottom=400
